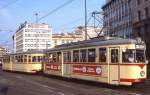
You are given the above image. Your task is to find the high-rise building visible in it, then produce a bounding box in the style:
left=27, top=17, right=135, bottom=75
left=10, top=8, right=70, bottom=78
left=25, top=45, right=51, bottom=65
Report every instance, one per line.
left=102, top=0, right=132, bottom=38
left=13, top=22, right=52, bottom=53
left=132, top=0, right=150, bottom=60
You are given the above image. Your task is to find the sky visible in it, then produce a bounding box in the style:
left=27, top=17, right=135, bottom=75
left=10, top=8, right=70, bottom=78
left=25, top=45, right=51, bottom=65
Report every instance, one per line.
left=0, top=0, right=105, bottom=49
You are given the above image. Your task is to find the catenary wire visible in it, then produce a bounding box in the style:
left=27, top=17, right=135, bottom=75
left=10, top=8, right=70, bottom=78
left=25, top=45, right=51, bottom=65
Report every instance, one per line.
left=0, top=0, right=18, bottom=10
left=37, top=0, right=76, bottom=22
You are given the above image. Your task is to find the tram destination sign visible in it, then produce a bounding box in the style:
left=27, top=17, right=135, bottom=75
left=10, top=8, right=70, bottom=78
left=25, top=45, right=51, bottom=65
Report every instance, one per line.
left=136, top=44, right=145, bottom=49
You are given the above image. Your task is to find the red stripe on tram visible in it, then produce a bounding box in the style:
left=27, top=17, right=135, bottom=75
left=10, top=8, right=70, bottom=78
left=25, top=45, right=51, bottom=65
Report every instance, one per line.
left=120, top=78, right=146, bottom=83
left=64, top=62, right=146, bottom=68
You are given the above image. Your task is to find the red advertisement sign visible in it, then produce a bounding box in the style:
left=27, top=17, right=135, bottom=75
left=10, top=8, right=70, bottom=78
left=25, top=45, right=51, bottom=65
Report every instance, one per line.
left=46, top=64, right=61, bottom=71
left=73, top=65, right=102, bottom=75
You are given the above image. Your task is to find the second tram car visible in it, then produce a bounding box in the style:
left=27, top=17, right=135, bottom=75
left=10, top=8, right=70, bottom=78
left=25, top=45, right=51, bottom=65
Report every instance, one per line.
left=2, top=51, right=44, bottom=73
left=43, top=37, right=147, bottom=86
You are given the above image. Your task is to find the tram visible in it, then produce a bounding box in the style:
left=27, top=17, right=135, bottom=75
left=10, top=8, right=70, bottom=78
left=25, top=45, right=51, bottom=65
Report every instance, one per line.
left=43, top=37, right=147, bottom=86
left=2, top=51, right=44, bottom=73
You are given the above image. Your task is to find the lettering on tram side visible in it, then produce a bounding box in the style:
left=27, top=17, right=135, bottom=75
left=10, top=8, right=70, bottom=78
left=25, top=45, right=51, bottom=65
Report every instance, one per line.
left=46, top=64, right=61, bottom=71
left=73, top=65, right=102, bottom=75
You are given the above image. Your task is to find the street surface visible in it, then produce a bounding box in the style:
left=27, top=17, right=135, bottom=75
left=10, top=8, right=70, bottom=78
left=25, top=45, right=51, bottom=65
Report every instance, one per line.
left=0, top=68, right=150, bottom=95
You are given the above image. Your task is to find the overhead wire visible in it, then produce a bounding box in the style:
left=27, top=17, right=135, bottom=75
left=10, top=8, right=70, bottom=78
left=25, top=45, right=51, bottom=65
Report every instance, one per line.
left=37, top=0, right=76, bottom=22
left=0, top=0, right=18, bottom=10
left=55, top=12, right=93, bottom=31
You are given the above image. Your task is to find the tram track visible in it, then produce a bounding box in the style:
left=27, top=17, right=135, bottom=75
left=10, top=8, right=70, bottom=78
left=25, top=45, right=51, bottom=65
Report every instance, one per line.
left=0, top=68, right=149, bottom=95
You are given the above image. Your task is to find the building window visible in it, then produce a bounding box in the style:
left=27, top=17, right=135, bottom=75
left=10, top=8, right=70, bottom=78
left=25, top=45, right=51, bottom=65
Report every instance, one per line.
left=88, top=49, right=96, bottom=62
left=99, top=48, right=107, bottom=63
left=138, top=11, right=141, bottom=21
left=137, top=0, right=140, bottom=5
left=80, top=49, right=87, bottom=62
left=145, top=7, right=149, bottom=19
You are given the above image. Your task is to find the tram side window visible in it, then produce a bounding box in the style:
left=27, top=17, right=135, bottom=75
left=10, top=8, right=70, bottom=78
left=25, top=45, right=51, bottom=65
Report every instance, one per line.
left=53, top=53, right=57, bottom=62
left=48, top=53, right=53, bottom=62
left=80, top=49, right=87, bottom=62
left=73, top=50, right=79, bottom=62
left=99, top=48, right=107, bottom=63
left=88, top=49, right=96, bottom=62
left=64, top=52, right=67, bottom=62
left=111, top=49, right=119, bottom=63
left=15, top=56, right=18, bottom=62
left=24, top=55, right=27, bottom=62
left=32, top=56, right=37, bottom=62
left=38, top=56, right=41, bottom=62
left=64, top=51, right=71, bottom=62
left=57, top=52, right=61, bottom=62
left=28, top=56, right=31, bottom=62
left=18, top=56, right=21, bottom=62
left=21, top=55, right=23, bottom=62
left=3, top=56, right=10, bottom=63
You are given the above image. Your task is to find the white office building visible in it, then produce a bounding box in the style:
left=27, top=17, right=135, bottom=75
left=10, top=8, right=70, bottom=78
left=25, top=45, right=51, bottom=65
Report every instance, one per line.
left=13, top=22, right=52, bottom=53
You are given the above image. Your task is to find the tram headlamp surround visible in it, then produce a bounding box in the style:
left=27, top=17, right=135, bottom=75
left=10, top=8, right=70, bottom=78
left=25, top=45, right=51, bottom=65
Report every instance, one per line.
left=140, top=71, right=145, bottom=77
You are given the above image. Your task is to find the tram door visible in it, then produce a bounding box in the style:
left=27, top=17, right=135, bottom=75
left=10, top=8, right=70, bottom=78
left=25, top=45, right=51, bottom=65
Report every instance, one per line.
left=109, top=48, right=120, bottom=85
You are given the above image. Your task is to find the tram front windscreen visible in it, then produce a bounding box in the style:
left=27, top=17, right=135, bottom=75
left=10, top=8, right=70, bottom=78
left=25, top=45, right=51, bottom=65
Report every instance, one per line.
left=122, top=49, right=145, bottom=63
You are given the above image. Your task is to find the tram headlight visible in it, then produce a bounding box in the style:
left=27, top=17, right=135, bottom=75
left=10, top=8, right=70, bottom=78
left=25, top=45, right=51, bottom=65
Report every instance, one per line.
left=140, top=71, right=145, bottom=77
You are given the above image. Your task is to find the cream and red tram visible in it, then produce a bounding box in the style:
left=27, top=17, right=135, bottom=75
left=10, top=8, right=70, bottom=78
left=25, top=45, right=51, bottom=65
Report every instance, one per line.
left=43, top=37, right=147, bottom=86
left=2, top=51, right=44, bottom=73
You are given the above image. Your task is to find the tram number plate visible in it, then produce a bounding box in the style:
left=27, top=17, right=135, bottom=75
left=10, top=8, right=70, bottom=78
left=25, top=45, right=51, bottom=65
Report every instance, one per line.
left=73, top=65, right=102, bottom=75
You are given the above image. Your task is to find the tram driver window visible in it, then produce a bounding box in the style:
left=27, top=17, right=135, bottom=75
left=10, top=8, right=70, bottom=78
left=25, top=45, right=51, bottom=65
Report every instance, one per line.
left=73, top=50, right=79, bottom=62
left=122, top=49, right=145, bottom=63
left=111, top=49, right=119, bottom=63
left=99, top=48, right=107, bottom=63
left=88, top=49, right=96, bottom=62
left=136, top=50, right=145, bottom=63
left=122, top=49, right=135, bottom=63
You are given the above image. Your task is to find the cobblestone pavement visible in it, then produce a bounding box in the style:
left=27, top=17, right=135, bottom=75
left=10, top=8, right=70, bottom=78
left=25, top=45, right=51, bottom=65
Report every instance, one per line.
left=0, top=68, right=149, bottom=95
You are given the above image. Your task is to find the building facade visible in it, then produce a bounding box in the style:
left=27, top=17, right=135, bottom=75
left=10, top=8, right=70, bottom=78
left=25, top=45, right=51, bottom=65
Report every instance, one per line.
left=75, top=26, right=103, bottom=40
left=52, top=33, right=83, bottom=47
left=102, top=0, right=132, bottom=38
left=0, top=47, right=9, bottom=64
left=132, top=0, right=150, bottom=60
left=13, top=22, right=52, bottom=53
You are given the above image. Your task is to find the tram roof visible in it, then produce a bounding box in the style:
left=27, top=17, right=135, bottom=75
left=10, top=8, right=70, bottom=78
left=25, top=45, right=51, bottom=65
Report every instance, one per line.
left=45, top=37, right=142, bottom=52
left=5, top=50, right=44, bottom=55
